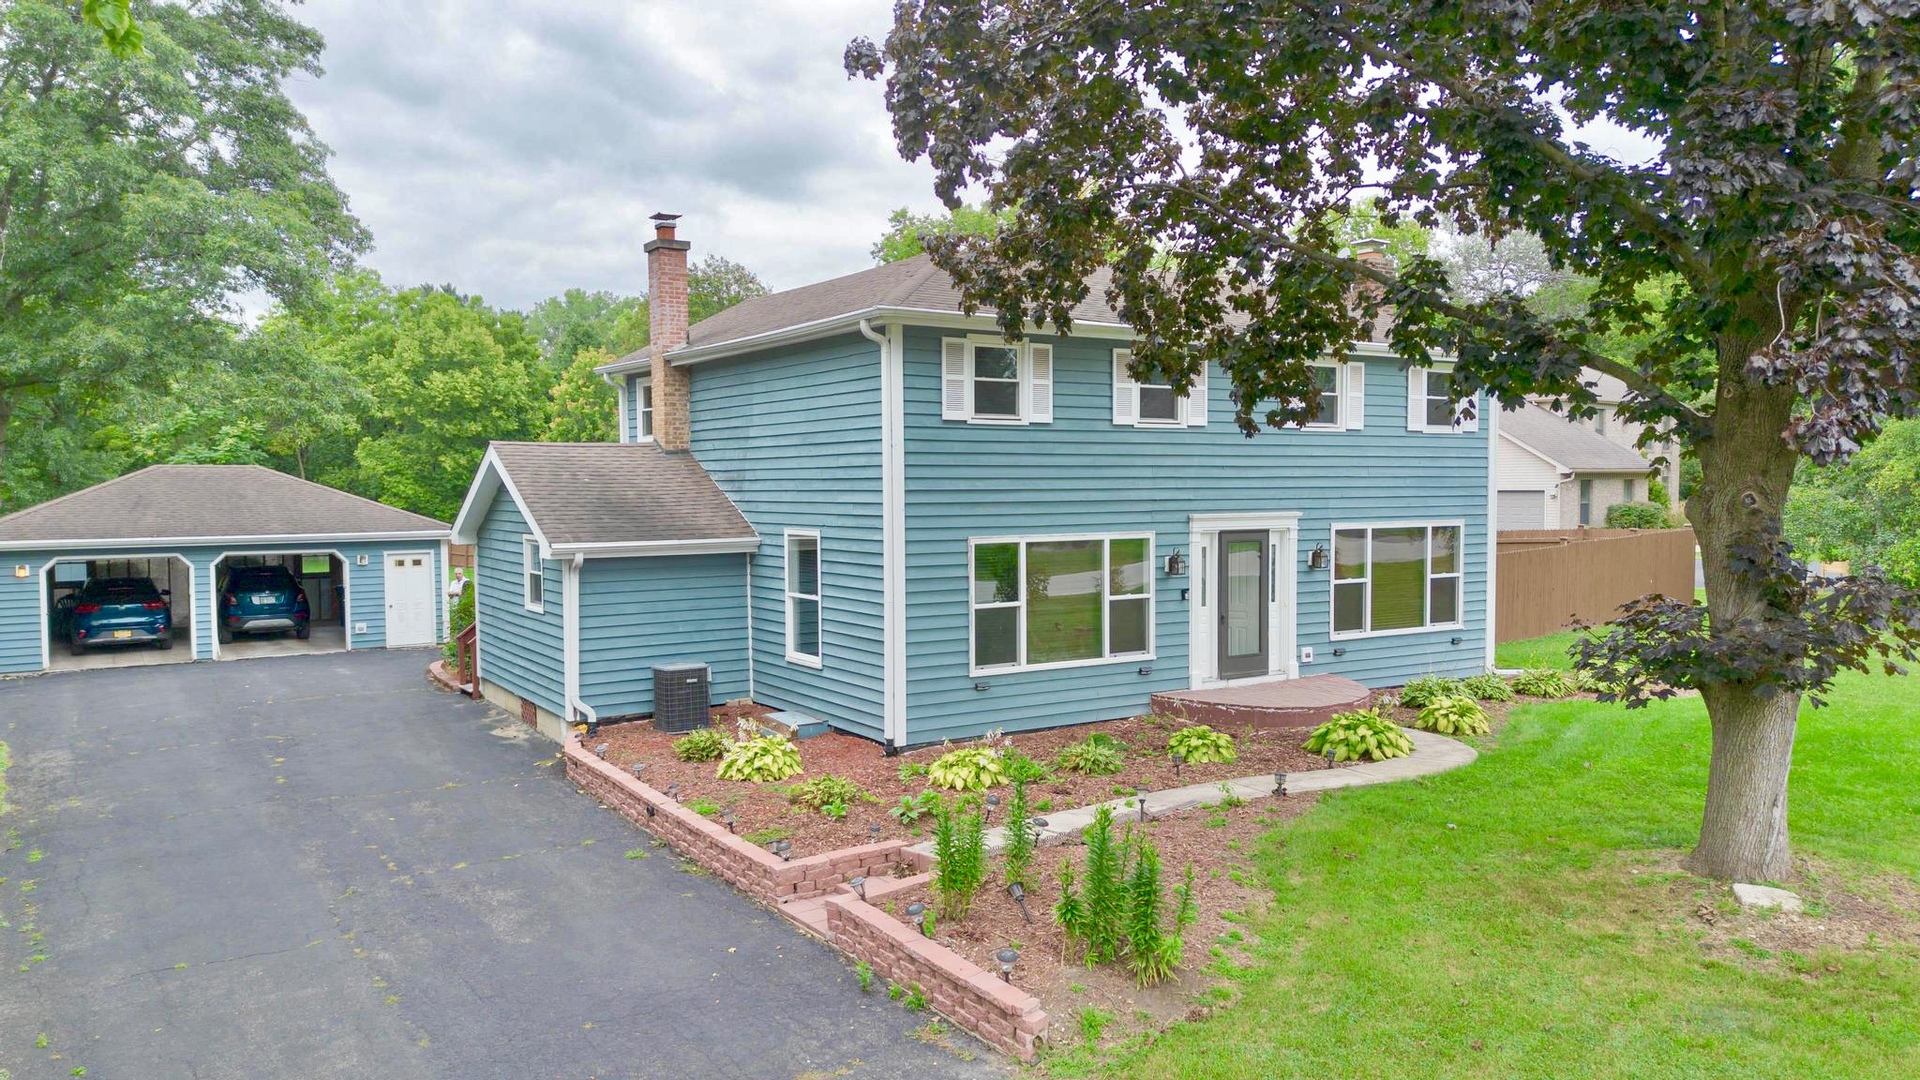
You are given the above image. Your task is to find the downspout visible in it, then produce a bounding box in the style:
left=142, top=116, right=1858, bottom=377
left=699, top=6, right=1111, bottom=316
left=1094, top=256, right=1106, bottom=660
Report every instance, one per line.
left=1484, top=400, right=1500, bottom=673
left=745, top=551, right=755, bottom=702
left=565, top=553, right=598, bottom=732
left=860, top=317, right=908, bottom=749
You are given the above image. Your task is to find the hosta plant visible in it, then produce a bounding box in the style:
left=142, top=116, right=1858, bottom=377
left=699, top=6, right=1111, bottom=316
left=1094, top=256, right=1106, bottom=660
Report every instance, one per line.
left=927, top=745, right=1007, bottom=792
left=1511, top=668, right=1578, bottom=698
left=789, top=774, right=872, bottom=815
left=1414, top=695, right=1491, bottom=737
left=672, top=728, right=729, bottom=762
left=1397, top=673, right=1465, bottom=710
left=1461, top=673, right=1516, bottom=702
left=1165, top=724, right=1237, bottom=765
left=715, top=733, right=803, bottom=782
left=1056, top=733, right=1128, bottom=776
left=1302, top=708, right=1415, bottom=762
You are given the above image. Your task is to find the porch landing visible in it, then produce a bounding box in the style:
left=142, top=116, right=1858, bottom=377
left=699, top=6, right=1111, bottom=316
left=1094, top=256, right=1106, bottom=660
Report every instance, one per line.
left=1151, top=674, right=1371, bottom=730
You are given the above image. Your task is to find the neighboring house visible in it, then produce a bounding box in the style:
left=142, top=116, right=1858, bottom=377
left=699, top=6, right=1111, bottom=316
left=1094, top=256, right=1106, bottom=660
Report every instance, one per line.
left=452, top=216, right=1495, bottom=746
left=1530, top=371, right=1681, bottom=511
left=1497, top=403, right=1658, bottom=529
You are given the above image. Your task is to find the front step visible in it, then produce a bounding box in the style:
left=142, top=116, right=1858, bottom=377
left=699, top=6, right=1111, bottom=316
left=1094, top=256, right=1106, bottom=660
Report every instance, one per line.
left=1150, top=674, right=1371, bottom=730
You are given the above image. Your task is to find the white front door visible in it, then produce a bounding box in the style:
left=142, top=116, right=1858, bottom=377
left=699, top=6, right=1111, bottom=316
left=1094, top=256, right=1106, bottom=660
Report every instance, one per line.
left=384, top=552, right=435, bottom=647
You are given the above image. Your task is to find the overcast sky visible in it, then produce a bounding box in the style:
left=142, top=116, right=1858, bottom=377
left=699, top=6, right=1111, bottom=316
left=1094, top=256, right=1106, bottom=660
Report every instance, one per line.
left=285, top=1, right=934, bottom=309
left=285, top=1, right=1662, bottom=313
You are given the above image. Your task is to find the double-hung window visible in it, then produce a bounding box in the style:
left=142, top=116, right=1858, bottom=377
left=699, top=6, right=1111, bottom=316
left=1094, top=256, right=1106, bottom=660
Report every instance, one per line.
left=1112, top=348, right=1208, bottom=428
left=941, top=337, right=1054, bottom=424
left=785, top=530, right=822, bottom=666
left=1331, top=524, right=1463, bottom=637
left=1407, top=366, right=1479, bottom=433
left=522, top=536, right=544, bottom=613
left=969, top=535, right=1153, bottom=672
left=635, top=380, right=653, bottom=441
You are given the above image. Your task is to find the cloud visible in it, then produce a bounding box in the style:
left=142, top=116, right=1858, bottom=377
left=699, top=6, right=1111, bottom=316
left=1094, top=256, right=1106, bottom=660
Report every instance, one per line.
left=286, top=0, right=939, bottom=307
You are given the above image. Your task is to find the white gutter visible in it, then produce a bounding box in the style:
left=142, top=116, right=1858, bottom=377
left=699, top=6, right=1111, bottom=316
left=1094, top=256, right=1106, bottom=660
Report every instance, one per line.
left=861, top=317, right=909, bottom=747
left=0, top=529, right=449, bottom=552
left=551, top=536, right=762, bottom=558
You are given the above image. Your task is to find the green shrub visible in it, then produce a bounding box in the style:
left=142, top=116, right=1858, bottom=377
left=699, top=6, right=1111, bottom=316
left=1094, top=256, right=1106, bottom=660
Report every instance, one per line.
left=1606, top=500, right=1672, bottom=529
left=1648, top=478, right=1670, bottom=507
left=927, top=745, right=1007, bottom=792
left=1166, top=724, right=1237, bottom=765
left=1460, top=673, right=1516, bottom=702
left=1056, top=733, right=1128, bottom=776
left=687, top=797, right=723, bottom=817
left=1397, top=673, right=1465, bottom=709
left=715, top=733, right=803, bottom=782
left=1055, top=807, right=1197, bottom=985
left=1001, top=777, right=1036, bottom=888
left=1124, top=843, right=1197, bottom=987
left=790, top=775, right=872, bottom=816
left=443, top=579, right=475, bottom=659
left=1511, top=668, right=1578, bottom=698
left=890, top=790, right=941, bottom=825
left=1302, top=708, right=1416, bottom=762
left=1001, top=746, right=1053, bottom=784
left=672, top=728, right=729, bottom=762
left=896, top=760, right=930, bottom=783
left=1413, top=694, right=1491, bottom=737
left=930, top=795, right=988, bottom=922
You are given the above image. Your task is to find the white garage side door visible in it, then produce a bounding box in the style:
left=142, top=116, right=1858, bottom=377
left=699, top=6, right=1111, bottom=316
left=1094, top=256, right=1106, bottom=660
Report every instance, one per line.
left=384, top=552, right=436, bottom=647
left=1497, top=490, right=1549, bottom=530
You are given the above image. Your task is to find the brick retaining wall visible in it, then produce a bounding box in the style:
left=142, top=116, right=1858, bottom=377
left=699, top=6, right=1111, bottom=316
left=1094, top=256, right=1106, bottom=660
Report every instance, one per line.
left=562, top=737, right=1049, bottom=1060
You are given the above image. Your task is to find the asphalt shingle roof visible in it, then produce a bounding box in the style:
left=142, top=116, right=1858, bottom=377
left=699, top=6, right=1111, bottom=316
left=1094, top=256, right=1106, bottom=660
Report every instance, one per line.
left=489, top=442, right=754, bottom=547
left=1501, top=403, right=1654, bottom=473
left=608, top=253, right=1127, bottom=364
left=0, top=465, right=448, bottom=546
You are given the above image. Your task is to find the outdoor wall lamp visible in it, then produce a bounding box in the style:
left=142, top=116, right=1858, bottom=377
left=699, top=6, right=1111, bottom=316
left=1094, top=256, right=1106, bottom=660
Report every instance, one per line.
left=1165, top=550, right=1187, bottom=576
left=1308, top=544, right=1330, bottom=570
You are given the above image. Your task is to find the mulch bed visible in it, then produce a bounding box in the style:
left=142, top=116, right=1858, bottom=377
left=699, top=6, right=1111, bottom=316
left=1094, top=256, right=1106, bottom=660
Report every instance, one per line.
left=886, top=792, right=1324, bottom=1051
left=590, top=706, right=1342, bottom=858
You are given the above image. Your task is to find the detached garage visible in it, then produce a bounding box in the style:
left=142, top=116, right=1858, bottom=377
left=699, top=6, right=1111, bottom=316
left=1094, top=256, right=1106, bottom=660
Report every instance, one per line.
left=0, top=465, right=451, bottom=675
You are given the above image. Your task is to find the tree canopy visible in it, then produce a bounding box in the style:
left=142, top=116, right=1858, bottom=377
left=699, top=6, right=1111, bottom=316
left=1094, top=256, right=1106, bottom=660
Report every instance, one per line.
left=871, top=203, right=1012, bottom=263
left=852, top=0, right=1920, bottom=881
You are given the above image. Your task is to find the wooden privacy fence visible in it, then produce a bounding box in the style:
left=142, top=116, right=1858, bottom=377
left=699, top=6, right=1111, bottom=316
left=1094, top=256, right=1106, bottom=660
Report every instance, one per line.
left=1497, top=528, right=1696, bottom=643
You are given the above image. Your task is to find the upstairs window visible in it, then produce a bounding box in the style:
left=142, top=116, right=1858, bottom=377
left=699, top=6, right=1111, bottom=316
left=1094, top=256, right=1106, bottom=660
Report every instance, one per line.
left=636, top=381, right=653, bottom=441
left=942, top=337, right=1054, bottom=424
left=785, top=531, right=822, bottom=666
left=1408, top=366, right=1479, bottom=433
left=1298, top=361, right=1366, bottom=430
left=1112, top=349, right=1207, bottom=428
left=1331, top=524, right=1463, bottom=637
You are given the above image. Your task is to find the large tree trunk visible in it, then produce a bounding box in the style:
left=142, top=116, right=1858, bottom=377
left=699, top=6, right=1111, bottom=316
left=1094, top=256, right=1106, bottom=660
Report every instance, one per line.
left=1683, top=310, right=1805, bottom=882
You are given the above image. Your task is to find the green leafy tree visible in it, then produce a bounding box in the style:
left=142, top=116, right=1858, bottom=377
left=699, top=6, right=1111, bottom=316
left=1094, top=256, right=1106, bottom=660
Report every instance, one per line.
left=0, top=0, right=365, bottom=508
left=851, top=2, right=1920, bottom=882
left=543, top=347, right=620, bottom=443
left=872, top=204, right=1011, bottom=264
left=350, top=289, right=550, bottom=520
left=527, top=289, right=647, bottom=367
left=1786, top=419, right=1920, bottom=582
left=687, top=255, right=771, bottom=322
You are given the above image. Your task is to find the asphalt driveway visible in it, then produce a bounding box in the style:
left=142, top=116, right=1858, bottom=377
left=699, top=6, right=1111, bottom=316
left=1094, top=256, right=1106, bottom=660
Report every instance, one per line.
left=0, top=650, right=1001, bottom=1079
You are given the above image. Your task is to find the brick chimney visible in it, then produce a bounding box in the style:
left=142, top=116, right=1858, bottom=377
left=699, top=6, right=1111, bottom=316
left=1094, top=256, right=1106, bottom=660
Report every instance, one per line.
left=1349, top=237, right=1395, bottom=343
left=646, top=212, right=693, bottom=450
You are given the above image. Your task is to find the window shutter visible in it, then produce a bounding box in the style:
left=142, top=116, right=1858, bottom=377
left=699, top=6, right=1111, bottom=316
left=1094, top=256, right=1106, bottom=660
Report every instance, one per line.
left=1112, top=349, right=1138, bottom=425
left=1406, top=367, right=1426, bottom=431
left=942, top=338, right=969, bottom=421
left=1343, top=361, right=1365, bottom=430
left=1028, top=343, right=1054, bottom=423
left=1184, top=362, right=1209, bottom=427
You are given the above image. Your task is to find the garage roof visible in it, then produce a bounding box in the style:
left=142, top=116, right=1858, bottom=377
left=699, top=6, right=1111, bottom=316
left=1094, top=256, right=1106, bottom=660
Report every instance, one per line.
left=0, top=465, right=449, bottom=549
left=1500, top=403, right=1655, bottom=474
left=451, top=442, right=758, bottom=556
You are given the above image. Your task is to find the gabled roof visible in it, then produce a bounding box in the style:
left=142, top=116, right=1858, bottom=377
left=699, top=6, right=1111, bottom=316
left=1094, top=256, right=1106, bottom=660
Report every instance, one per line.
left=0, top=465, right=448, bottom=550
left=1500, top=403, right=1654, bottom=474
left=450, top=442, right=758, bottom=556
left=599, top=254, right=1129, bottom=373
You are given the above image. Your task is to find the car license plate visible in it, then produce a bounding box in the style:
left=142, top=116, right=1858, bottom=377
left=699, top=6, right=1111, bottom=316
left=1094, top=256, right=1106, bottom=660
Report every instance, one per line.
left=252, top=592, right=276, bottom=604
left=112, top=630, right=133, bottom=639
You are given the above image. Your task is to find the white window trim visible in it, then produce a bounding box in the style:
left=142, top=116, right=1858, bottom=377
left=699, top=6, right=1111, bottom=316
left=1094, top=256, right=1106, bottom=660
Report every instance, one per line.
left=1112, top=348, right=1208, bottom=429
left=633, top=378, right=655, bottom=443
left=1408, top=364, right=1480, bottom=434
left=1327, top=520, right=1467, bottom=640
left=945, top=335, right=1055, bottom=426
left=966, top=532, right=1156, bottom=677
left=522, top=535, right=545, bottom=613
left=783, top=528, right=823, bottom=668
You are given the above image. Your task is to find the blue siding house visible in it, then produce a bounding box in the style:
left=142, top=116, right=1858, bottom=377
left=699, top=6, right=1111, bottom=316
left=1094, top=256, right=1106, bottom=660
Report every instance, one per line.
left=453, top=215, right=1496, bottom=745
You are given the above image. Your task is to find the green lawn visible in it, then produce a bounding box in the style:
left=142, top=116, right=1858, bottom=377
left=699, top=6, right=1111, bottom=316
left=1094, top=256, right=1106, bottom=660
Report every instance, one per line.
left=1076, top=661, right=1920, bottom=1078
left=1495, top=626, right=1593, bottom=670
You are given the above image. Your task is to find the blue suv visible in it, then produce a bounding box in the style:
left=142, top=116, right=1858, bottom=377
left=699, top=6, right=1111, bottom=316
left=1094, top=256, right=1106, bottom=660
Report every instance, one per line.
left=218, top=565, right=311, bottom=644
left=56, top=577, right=174, bottom=654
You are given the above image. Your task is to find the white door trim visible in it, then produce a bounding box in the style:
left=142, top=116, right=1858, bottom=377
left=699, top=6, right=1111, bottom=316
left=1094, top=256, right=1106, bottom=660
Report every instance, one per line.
left=1187, top=513, right=1300, bottom=689
left=38, top=552, right=197, bottom=670
left=211, top=549, right=353, bottom=659
left=382, top=549, right=436, bottom=648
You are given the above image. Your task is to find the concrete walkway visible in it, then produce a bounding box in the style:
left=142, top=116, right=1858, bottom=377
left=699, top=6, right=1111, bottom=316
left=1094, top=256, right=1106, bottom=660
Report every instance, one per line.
left=911, top=728, right=1477, bottom=857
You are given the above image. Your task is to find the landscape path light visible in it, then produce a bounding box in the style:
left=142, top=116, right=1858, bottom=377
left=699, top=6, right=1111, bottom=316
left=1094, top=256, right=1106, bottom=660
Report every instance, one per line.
left=849, top=875, right=868, bottom=901
left=996, top=947, right=1019, bottom=982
